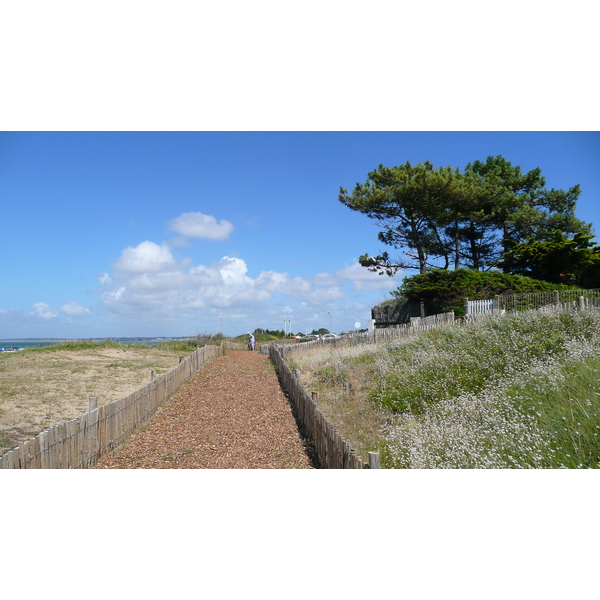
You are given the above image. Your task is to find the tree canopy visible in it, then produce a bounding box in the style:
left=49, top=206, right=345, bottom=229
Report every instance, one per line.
left=498, top=231, right=600, bottom=287
left=339, top=155, right=591, bottom=276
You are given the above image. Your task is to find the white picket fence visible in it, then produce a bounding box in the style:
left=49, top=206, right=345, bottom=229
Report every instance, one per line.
left=465, top=289, right=600, bottom=319
left=465, top=298, right=498, bottom=316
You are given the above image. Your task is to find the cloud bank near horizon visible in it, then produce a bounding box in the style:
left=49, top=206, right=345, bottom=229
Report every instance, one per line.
left=100, top=239, right=397, bottom=321
left=1, top=211, right=403, bottom=337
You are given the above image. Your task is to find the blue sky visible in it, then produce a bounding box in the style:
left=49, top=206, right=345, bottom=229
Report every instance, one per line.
left=1, top=131, right=598, bottom=339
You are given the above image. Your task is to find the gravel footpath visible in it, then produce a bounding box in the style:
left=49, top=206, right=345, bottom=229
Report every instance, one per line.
left=93, top=350, right=314, bottom=469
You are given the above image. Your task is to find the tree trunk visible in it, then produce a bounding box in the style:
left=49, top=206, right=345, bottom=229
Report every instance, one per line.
left=469, top=221, right=480, bottom=270
left=454, top=220, right=460, bottom=270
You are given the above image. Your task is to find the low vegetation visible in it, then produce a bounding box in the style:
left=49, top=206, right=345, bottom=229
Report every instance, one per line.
left=0, top=341, right=195, bottom=454
left=288, top=343, right=386, bottom=461
left=158, top=333, right=226, bottom=352
left=289, top=308, right=600, bottom=468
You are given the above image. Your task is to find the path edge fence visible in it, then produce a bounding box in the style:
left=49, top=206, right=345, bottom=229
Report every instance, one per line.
left=1, top=343, right=225, bottom=469
left=268, top=343, right=379, bottom=469
left=265, top=312, right=458, bottom=469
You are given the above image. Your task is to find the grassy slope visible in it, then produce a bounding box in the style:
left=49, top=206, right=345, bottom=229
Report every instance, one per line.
left=289, top=310, right=600, bottom=468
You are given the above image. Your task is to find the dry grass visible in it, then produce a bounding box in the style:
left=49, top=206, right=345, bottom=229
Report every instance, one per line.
left=288, top=343, right=392, bottom=462
left=0, top=345, right=189, bottom=455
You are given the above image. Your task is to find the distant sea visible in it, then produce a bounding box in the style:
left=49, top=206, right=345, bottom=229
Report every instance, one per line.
left=0, top=337, right=185, bottom=350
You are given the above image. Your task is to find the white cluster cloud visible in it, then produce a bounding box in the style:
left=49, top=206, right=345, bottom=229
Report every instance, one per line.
left=335, top=262, right=398, bottom=290
left=2, top=301, right=93, bottom=339
left=113, top=241, right=179, bottom=274
left=98, top=233, right=402, bottom=333
left=61, top=302, right=91, bottom=318
left=100, top=240, right=328, bottom=318
left=31, top=302, right=58, bottom=319
left=168, top=211, right=234, bottom=241
left=27, top=301, right=92, bottom=321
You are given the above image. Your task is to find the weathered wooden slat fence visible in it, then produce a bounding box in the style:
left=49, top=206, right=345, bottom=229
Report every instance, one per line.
left=275, top=311, right=456, bottom=353
left=268, top=344, right=380, bottom=469
left=263, top=311, right=458, bottom=468
left=222, top=341, right=248, bottom=351
left=1, top=344, right=223, bottom=469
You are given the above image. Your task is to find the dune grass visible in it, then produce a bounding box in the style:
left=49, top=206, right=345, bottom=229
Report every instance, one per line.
left=289, top=309, right=600, bottom=468
left=0, top=342, right=194, bottom=454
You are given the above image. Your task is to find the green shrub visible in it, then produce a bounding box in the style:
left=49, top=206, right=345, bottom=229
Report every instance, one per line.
left=155, top=340, right=198, bottom=352
left=22, top=340, right=125, bottom=353
left=390, top=269, right=574, bottom=316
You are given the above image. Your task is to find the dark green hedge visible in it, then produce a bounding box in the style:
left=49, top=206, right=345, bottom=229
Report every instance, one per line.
left=391, top=269, right=575, bottom=316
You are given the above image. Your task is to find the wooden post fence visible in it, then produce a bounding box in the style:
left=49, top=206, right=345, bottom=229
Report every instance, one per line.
left=1, top=343, right=222, bottom=469
left=268, top=344, right=377, bottom=469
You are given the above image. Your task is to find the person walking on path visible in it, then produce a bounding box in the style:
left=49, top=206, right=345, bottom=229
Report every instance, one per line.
left=94, top=350, right=314, bottom=469
left=248, top=332, right=256, bottom=351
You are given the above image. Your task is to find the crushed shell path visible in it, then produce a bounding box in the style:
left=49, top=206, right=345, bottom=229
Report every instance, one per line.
left=94, top=350, right=314, bottom=469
